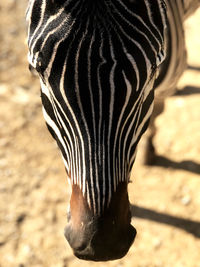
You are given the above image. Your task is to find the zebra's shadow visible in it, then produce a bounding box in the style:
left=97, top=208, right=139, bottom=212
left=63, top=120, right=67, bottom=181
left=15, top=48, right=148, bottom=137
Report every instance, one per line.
left=174, top=85, right=200, bottom=96
left=130, top=204, right=200, bottom=238
left=134, top=81, right=200, bottom=239
left=153, top=81, right=200, bottom=175
left=152, top=155, right=200, bottom=175
left=187, top=65, right=200, bottom=72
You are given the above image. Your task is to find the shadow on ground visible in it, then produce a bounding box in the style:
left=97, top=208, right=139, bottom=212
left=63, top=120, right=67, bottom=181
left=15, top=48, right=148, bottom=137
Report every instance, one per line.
left=188, top=65, right=200, bottom=71
left=174, top=85, right=200, bottom=96
left=152, top=155, right=200, bottom=175
left=131, top=205, right=200, bottom=238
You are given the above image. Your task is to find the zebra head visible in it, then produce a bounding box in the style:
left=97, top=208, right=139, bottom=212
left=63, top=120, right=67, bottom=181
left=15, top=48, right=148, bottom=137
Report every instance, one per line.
left=26, top=0, right=167, bottom=261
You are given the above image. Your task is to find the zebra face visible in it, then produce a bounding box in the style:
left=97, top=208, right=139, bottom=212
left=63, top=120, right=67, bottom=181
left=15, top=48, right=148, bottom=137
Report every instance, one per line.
left=27, top=0, right=166, bottom=261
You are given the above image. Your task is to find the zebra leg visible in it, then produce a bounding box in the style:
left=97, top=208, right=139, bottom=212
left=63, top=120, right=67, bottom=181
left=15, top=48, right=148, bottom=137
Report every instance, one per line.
left=143, top=98, right=165, bottom=165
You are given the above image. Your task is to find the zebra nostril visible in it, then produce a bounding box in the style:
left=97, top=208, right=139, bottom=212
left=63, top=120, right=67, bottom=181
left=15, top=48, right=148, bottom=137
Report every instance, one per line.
left=64, top=222, right=92, bottom=253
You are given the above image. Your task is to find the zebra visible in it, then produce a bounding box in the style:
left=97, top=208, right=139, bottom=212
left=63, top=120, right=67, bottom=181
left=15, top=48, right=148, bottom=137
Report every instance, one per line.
left=26, top=0, right=200, bottom=261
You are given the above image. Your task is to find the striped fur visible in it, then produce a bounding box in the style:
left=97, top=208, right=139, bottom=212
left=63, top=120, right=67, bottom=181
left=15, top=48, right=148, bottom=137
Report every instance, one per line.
left=26, top=0, right=168, bottom=214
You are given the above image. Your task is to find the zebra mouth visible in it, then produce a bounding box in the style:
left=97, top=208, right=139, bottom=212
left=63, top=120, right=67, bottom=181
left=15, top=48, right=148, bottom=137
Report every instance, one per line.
left=64, top=183, right=136, bottom=261
left=64, top=216, right=136, bottom=261
left=76, top=224, right=137, bottom=261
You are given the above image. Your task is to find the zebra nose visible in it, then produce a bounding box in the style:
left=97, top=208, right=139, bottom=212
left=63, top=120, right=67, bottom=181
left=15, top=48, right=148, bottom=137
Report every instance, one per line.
left=64, top=219, right=136, bottom=261
left=65, top=183, right=136, bottom=260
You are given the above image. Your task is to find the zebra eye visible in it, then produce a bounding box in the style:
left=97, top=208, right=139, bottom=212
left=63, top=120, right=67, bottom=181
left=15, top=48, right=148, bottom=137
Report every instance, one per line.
left=35, top=52, right=47, bottom=76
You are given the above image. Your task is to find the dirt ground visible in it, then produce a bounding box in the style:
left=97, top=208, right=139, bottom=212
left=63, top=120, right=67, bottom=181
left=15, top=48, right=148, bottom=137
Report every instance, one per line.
left=0, top=1, right=200, bottom=267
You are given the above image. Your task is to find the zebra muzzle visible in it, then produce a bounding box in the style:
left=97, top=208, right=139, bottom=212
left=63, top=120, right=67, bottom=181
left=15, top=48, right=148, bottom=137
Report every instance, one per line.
left=64, top=184, right=136, bottom=261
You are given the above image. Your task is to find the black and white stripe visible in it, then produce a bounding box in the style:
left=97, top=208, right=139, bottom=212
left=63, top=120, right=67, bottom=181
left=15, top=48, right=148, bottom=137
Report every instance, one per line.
left=27, top=0, right=168, bottom=214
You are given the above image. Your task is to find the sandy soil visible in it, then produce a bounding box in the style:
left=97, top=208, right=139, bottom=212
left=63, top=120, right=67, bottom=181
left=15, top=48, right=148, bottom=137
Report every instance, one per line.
left=0, top=1, right=200, bottom=267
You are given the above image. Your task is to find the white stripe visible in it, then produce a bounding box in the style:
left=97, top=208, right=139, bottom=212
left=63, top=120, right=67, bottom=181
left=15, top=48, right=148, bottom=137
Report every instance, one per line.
left=107, top=36, right=117, bottom=199
left=60, top=61, right=87, bottom=194
left=29, top=6, right=64, bottom=55
left=28, top=0, right=46, bottom=47
left=109, top=0, right=158, bottom=60
left=87, top=25, right=101, bottom=213
left=42, top=107, right=69, bottom=169
left=74, top=20, right=98, bottom=214
left=127, top=101, right=154, bottom=162
left=114, top=0, right=163, bottom=51
left=112, top=71, right=132, bottom=187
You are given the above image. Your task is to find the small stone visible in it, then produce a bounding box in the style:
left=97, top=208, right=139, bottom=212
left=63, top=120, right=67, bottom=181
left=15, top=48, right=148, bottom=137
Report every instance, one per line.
left=22, top=245, right=31, bottom=255
left=153, top=238, right=162, bottom=249
left=181, top=195, right=191, bottom=206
